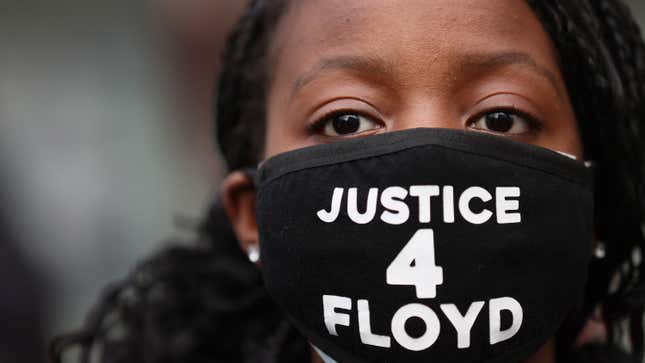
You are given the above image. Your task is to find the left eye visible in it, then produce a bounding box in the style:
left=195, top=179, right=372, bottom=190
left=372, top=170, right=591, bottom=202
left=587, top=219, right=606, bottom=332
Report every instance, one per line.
left=469, top=111, right=533, bottom=134
left=319, top=113, right=382, bottom=137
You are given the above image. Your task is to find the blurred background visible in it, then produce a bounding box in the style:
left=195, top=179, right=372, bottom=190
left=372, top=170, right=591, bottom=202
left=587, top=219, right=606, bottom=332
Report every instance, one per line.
left=0, top=1, right=644, bottom=362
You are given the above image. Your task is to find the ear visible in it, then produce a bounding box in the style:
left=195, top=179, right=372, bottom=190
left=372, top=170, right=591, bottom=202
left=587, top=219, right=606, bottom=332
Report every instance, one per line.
left=220, top=170, right=259, bottom=264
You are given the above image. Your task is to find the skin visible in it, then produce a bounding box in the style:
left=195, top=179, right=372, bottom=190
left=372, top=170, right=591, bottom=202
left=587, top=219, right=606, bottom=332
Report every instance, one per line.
left=222, top=1, right=583, bottom=362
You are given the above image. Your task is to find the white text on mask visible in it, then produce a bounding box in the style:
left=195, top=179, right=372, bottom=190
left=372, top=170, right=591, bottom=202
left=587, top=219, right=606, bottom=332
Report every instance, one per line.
left=322, top=295, right=523, bottom=351
left=317, top=186, right=521, bottom=225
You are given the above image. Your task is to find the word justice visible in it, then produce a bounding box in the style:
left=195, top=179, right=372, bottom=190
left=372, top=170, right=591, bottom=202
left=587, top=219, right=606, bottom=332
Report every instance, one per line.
left=323, top=295, right=523, bottom=351
left=317, top=186, right=522, bottom=225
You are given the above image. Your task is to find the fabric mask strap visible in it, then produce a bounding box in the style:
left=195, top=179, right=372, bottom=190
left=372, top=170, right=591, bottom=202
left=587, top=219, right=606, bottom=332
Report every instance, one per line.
left=240, top=166, right=260, bottom=188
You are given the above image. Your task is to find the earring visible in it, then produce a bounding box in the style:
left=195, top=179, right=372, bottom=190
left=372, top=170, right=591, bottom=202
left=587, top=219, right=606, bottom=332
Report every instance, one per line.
left=593, top=241, right=606, bottom=259
left=247, top=245, right=260, bottom=263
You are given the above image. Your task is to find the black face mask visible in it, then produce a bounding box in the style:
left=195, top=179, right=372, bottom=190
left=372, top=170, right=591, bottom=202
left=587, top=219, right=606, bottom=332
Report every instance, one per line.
left=254, top=128, right=594, bottom=363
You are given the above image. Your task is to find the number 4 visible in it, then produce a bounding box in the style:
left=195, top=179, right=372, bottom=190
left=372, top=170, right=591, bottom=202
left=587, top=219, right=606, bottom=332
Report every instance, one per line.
left=386, top=229, right=444, bottom=299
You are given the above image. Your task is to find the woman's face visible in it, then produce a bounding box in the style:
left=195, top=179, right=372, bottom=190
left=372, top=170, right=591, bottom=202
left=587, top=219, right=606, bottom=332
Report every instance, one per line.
left=263, top=0, right=581, bottom=159
left=223, top=2, right=583, bottom=361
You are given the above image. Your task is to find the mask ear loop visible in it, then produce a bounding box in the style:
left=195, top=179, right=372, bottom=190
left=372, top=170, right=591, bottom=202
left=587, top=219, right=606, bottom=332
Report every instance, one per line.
left=582, top=159, right=600, bottom=258
left=240, top=166, right=260, bottom=188
left=556, top=156, right=598, bottom=358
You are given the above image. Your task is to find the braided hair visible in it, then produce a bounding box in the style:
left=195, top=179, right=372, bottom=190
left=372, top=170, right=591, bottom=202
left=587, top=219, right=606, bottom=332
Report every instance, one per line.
left=525, top=0, right=645, bottom=359
left=52, top=1, right=645, bottom=362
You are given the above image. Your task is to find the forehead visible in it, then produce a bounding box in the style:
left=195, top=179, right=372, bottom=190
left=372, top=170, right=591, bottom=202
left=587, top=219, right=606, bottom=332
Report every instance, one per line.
left=268, top=0, right=561, bottom=90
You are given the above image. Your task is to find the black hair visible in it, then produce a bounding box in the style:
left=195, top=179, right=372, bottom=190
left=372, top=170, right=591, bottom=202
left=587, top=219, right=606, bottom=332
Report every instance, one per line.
left=527, top=1, right=645, bottom=359
left=50, top=205, right=309, bottom=363
left=52, top=0, right=645, bottom=362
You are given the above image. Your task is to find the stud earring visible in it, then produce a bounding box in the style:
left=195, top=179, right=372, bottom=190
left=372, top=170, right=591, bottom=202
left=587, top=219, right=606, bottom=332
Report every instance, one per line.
left=247, top=245, right=260, bottom=263
left=594, top=241, right=606, bottom=259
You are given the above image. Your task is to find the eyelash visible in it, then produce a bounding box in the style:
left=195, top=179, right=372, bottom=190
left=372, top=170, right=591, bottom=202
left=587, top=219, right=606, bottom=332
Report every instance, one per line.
left=466, top=106, right=545, bottom=133
left=307, top=105, right=545, bottom=135
left=307, top=108, right=382, bottom=134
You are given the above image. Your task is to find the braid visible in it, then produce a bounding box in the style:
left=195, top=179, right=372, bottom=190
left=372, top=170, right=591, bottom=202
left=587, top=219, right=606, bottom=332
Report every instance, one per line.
left=593, top=2, right=645, bottom=358
left=50, top=203, right=309, bottom=363
left=215, top=0, right=288, bottom=170
left=527, top=0, right=645, bottom=358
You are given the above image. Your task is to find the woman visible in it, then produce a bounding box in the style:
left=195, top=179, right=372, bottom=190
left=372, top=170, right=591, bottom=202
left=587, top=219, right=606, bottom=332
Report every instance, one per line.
left=52, top=1, right=645, bottom=362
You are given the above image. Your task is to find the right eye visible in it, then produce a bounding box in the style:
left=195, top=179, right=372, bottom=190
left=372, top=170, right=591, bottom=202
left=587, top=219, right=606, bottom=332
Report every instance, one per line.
left=313, top=112, right=383, bottom=137
left=468, top=110, right=535, bottom=135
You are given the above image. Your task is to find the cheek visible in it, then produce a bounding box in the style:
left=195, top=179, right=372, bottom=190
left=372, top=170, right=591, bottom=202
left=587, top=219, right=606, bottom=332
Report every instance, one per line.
left=263, top=109, right=306, bottom=160
left=263, top=124, right=298, bottom=160
left=263, top=83, right=319, bottom=159
left=541, top=108, right=584, bottom=159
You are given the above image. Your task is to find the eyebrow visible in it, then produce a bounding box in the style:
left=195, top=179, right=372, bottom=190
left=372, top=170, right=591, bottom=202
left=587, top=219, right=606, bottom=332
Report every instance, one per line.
left=460, top=51, right=563, bottom=97
left=290, top=55, right=396, bottom=100
left=290, top=51, right=563, bottom=100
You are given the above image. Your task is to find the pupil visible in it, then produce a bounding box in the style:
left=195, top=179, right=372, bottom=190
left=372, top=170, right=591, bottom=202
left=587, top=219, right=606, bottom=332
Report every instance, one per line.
left=485, top=112, right=514, bottom=132
left=332, top=114, right=361, bottom=134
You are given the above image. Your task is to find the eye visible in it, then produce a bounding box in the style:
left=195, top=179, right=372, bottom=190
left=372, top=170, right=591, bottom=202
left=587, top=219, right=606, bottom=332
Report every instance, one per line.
left=468, top=110, right=538, bottom=135
left=314, top=112, right=383, bottom=137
